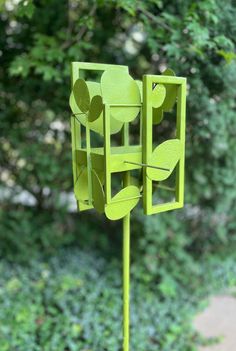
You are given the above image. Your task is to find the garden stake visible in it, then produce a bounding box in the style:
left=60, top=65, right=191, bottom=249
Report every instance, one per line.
left=70, top=62, right=186, bottom=351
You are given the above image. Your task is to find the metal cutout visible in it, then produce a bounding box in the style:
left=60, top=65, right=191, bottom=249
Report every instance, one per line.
left=69, top=61, right=187, bottom=351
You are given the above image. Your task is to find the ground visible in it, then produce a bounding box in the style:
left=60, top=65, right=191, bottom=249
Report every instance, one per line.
left=194, top=293, right=236, bottom=351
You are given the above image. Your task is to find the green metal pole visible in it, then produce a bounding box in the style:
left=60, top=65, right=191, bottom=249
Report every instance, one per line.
left=123, top=211, right=130, bottom=351
left=122, top=107, right=131, bottom=350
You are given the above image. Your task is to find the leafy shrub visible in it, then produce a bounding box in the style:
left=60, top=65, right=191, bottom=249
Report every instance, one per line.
left=1, top=1, right=236, bottom=349
left=0, top=248, right=236, bottom=351
left=1, top=0, right=236, bottom=257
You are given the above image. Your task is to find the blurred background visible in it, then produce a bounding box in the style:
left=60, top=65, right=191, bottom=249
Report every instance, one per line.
left=0, top=1, right=236, bottom=350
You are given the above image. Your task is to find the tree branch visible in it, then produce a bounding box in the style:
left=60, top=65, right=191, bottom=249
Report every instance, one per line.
left=137, top=6, right=172, bottom=32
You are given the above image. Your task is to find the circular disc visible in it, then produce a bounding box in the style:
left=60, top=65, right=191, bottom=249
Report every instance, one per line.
left=153, top=107, right=164, bottom=125
left=162, top=68, right=175, bottom=77
left=69, top=92, right=87, bottom=125
left=73, top=79, right=90, bottom=113
left=110, top=116, right=124, bottom=135
left=95, top=170, right=105, bottom=185
left=71, top=81, right=104, bottom=135
left=74, top=167, right=89, bottom=201
left=101, top=70, right=141, bottom=122
left=71, top=80, right=124, bottom=135
left=136, top=80, right=143, bottom=102
left=88, top=95, right=103, bottom=122
left=152, top=84, right=166, bottom=108
left=162, top=84, right=177, bottom=111
left=161, top=68, right=177, bottom=112
left=130, top=175, right=143, bottom=192
left=86, top=81, right=104, bottom=134
left=92, top=170, right=105, bottom=213
left=105, top=185, right=140, bottom=220
left=69, top=91, right=80, bottom=115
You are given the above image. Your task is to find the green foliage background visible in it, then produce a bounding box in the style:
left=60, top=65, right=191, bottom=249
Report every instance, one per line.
left=1, top=0, right=236, bottom=350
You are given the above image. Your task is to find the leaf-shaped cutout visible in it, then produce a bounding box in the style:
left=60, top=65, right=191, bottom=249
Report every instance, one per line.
left=70, top=80, right=103, bottom=134
left=69, top=91, right=80, bottom=115
left=110, top=116, right=124, bottom=135
left=87, top=89, right=123, bottom=135
left=105, top=185, right=140, bottom=220
left=70, top=79, right=124, bottom=136
left=69, top=92, right=87, bottom=125
left=152, top=84, right=166, bottom=108
left=88, top=107, right=123, bottom=136
left=74, top=167, right=89, bottom=201
left=162, top=68, right=175, bottom=77
left=86, top=81, right=104, bottom=135
left=153, top=107, right=163, bottom=125
left=87, top=80, right=124, bottom=134
left=161, top=68, right=177, bottom=112
left=73, top=79, right=90, bottom=113
left=152, top=68, right=177, bottom=125
left=147, top=139, right=182, bottom=181
left=162, top=84, right=177, bottom=112
left=101, top=70, right=141, bottom=122
left=87, top=80, right=101, bottom=96
left=96, top=170, right=105, bottom=185
left=88, top=95, right=103, bottom=122
left=92, top=170, right=105, bottom=213
left=75, top=81, right=124, bottom=136
left=136, top=80, right=143, bottom=102
left=130, top=175, right=143, bottom=192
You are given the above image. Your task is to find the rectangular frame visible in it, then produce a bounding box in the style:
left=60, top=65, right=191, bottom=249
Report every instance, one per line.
left=70, top=62, right=128, bottom=211
left=103, top=103, right=142, bottom=205
left=142, top=74, right=186, bottom=215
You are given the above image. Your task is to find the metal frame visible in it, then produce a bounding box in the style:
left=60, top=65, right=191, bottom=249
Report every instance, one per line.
left=70, top=62, right=187, bottom=351
left=142, top=74, right=186, bottom=215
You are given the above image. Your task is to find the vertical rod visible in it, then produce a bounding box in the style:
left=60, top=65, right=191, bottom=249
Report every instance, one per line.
left=123, top=122, right=129, bottom=147
left=123, top=171, right=130, bottom=351
left=123, top=211, right=130, bottom=351
left=104, top=104, right=111, bottom=204
left=85, top=120, right=92, bottom=205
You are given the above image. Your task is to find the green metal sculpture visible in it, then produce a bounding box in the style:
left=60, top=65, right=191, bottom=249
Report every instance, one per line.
left=70, top=61, right=186, bottom=351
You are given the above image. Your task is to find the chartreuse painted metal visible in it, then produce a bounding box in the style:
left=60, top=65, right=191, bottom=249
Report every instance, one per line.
left=70, top=61, right=186, bottom=351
